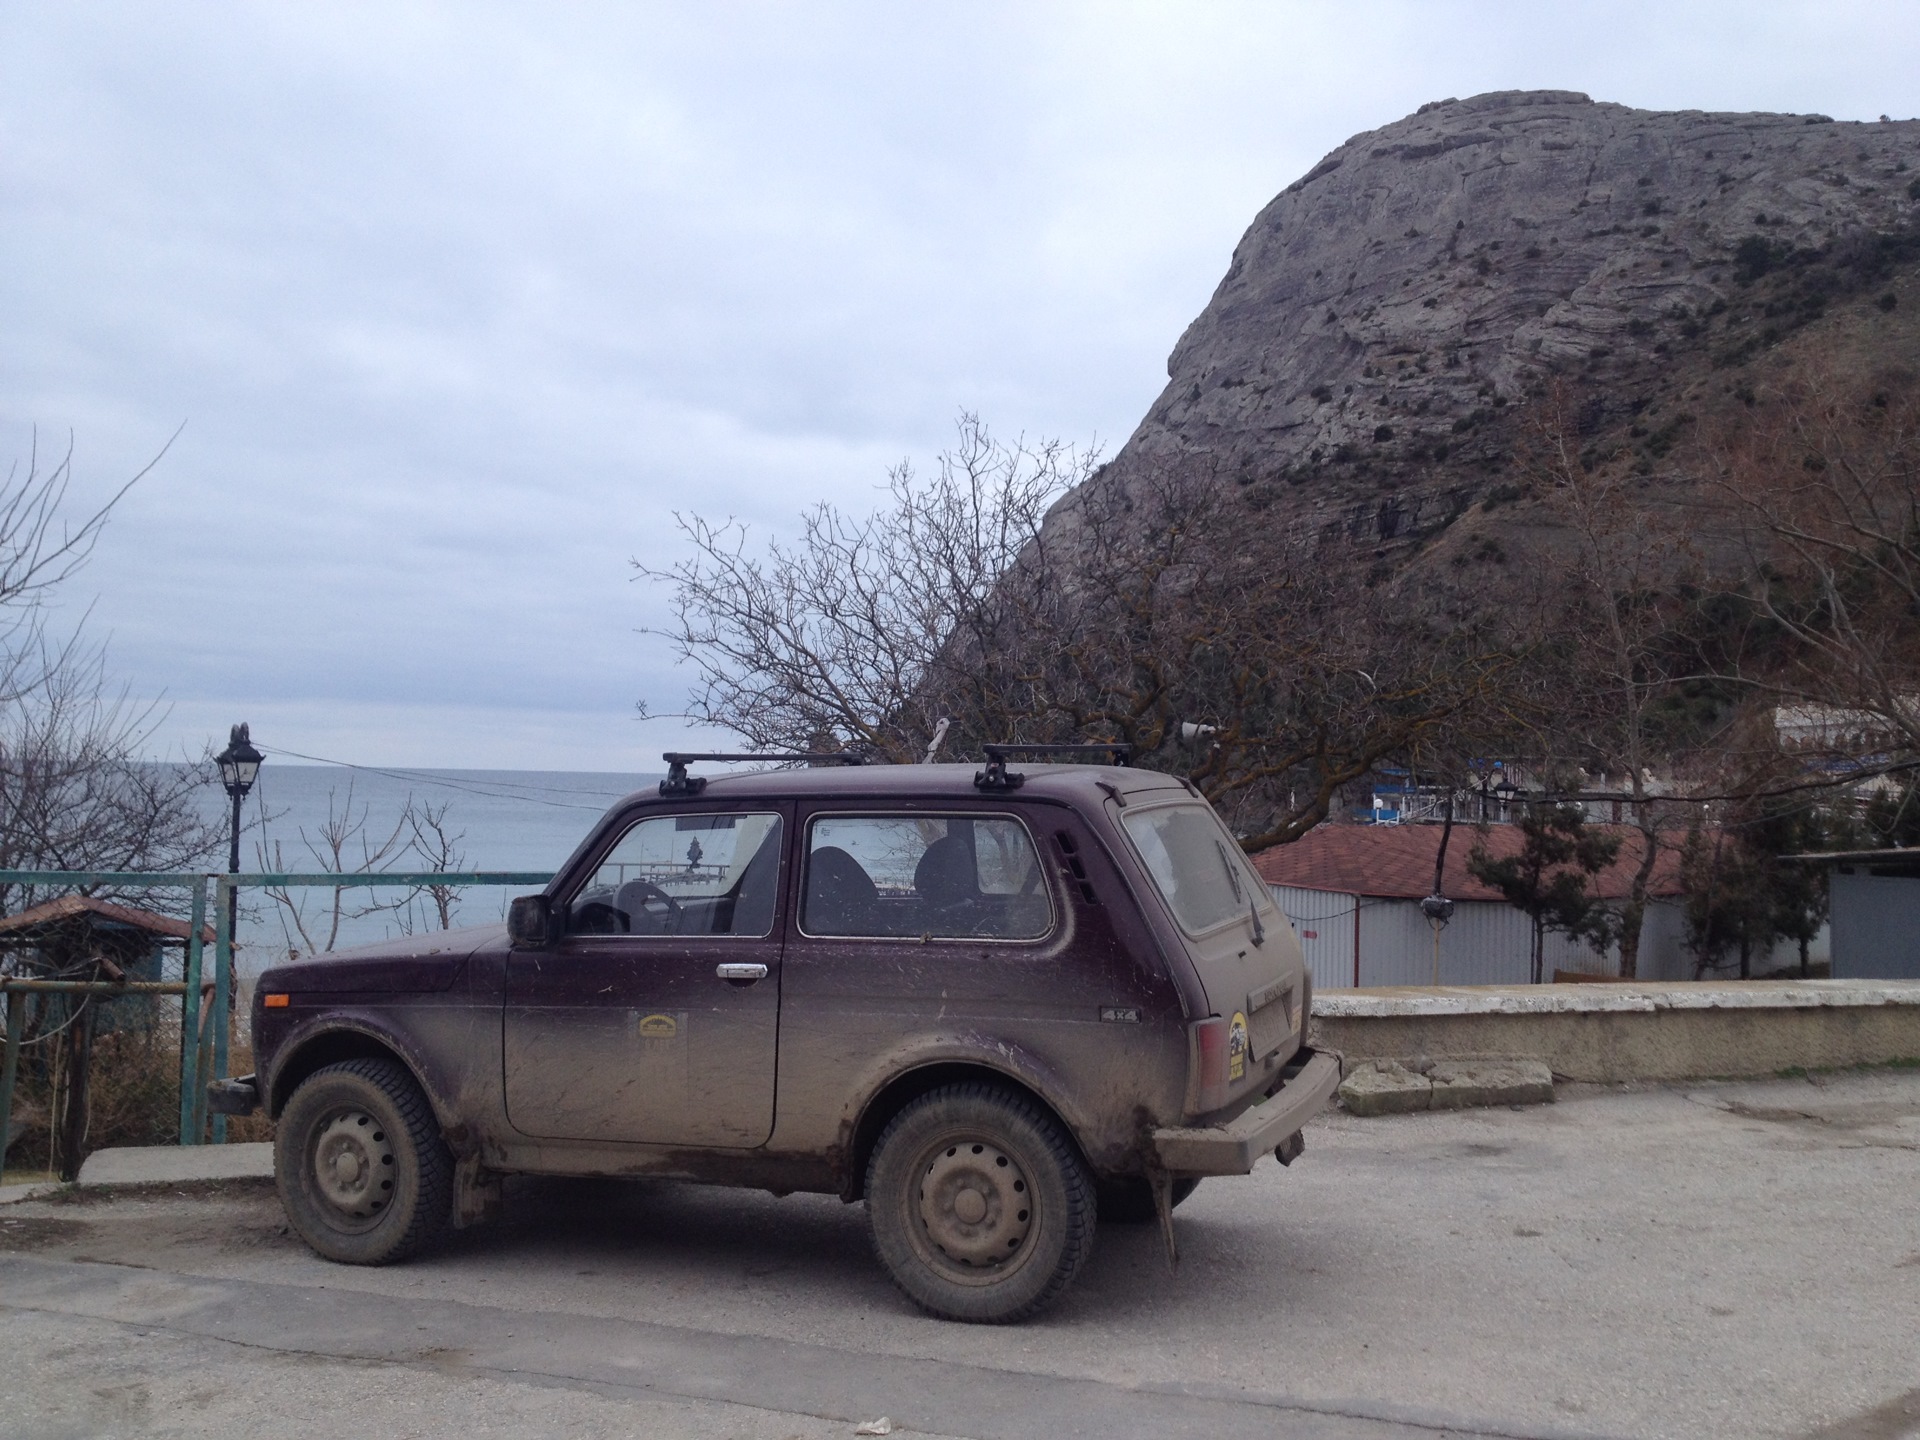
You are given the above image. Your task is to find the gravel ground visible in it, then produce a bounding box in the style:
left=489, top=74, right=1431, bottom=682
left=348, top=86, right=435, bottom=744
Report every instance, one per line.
left=3, top=1069, right=1917, bottom=1439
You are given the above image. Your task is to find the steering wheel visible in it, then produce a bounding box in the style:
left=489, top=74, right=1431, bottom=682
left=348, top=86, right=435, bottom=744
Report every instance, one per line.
left=621, top=879, right=683, bottom=934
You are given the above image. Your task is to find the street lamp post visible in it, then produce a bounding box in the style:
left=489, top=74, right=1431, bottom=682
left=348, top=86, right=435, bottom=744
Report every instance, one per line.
left=214, top=723, right=263, bottom=947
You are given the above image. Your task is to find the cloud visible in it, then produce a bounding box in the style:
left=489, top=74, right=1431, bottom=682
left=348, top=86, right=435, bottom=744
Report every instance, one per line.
left=3, top=1, right=1916, bottom=766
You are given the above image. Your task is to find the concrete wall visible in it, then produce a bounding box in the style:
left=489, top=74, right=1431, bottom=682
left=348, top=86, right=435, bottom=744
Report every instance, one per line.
left=1310, top=980, right=1920, bottom=1083
left=1831, top=872, right=1920, bottom=979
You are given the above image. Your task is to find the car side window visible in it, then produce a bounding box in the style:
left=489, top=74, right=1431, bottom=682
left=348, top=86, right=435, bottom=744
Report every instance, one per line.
left=569, top=812, right=782, bottom=938
left=802, top=814, right=1050, bottom=940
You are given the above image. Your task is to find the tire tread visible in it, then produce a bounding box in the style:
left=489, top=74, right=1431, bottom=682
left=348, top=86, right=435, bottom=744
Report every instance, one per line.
left=866, top=1080, right=1095, bottom=1323
left=278, top=1057, right=452, bottom=1264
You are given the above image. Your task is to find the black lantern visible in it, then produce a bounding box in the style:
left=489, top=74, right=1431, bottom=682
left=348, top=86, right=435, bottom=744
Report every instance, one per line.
left=216, top=723, right=263, bottom=802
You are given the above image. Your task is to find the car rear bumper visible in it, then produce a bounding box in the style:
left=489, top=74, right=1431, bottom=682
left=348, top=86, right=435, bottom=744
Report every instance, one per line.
left=1149, top=1049, right=1342, bottom=1175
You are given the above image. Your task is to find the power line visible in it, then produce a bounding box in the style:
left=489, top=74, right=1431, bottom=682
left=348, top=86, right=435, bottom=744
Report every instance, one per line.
left=253, top=746, right=656, bottom=811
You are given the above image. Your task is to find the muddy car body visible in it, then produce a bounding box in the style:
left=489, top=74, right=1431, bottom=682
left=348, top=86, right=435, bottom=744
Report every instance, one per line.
left=229, top=754, right=1339, bottom=1320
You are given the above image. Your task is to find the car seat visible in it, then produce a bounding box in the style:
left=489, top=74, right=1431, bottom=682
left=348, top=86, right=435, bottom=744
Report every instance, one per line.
left=804, top=846, right=879, bottom=935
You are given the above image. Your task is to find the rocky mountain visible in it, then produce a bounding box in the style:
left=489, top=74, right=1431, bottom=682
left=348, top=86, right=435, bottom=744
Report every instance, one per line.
left=1081, top=89, right=1920, bottom=561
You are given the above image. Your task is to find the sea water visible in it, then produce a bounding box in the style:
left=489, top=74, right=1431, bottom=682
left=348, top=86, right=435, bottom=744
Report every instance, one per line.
left=209, top=764, right=660, bottom=968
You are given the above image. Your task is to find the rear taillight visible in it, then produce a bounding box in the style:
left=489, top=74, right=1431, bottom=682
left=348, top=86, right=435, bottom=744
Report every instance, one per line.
left=1187, top=1015, right=1244, bottom=1115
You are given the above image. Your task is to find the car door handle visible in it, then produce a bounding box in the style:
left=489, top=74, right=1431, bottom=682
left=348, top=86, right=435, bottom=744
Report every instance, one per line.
left=715, top=963, right=768, bottom=982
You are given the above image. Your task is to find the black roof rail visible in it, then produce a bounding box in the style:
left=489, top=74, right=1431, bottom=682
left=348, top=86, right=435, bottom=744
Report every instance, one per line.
left=660, top=750, right=865, bottom=797
left=973, top=742, right=1131, bottom=793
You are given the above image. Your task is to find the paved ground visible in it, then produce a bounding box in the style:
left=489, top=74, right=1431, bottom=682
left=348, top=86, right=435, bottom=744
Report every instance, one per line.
left=3, top=1070, right=1918, bottom=1440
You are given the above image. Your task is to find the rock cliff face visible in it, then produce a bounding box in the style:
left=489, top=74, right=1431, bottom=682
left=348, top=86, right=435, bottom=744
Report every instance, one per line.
left=1086, top=90, right=1920, bottom=553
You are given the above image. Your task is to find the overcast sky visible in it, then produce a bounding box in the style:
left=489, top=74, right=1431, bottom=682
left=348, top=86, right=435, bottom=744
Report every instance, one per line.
left=4, top=3, right=1917, bottom=770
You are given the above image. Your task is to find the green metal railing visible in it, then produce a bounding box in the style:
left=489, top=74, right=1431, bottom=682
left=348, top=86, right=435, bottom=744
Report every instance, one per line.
left=0, top=869, right=552, bottom=1163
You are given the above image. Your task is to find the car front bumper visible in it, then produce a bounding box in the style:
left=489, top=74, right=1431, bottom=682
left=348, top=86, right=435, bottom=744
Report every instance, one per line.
left=207, top=1074, right=260, bottom=1117
left=1150, top=1049, right=1342, bottom=1175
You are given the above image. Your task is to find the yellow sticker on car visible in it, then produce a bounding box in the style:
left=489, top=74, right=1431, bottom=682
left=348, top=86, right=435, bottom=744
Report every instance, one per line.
left=1227, top=1010, right=1248, bottom=1082
left=638, top=1013, right=679, bottom=1040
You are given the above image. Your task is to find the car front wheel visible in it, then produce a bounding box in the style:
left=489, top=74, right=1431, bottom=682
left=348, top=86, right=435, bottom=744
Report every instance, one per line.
left=866, top=1082, right=1095, bottom=1323
left=276, top=1057, right=453, bottom=1265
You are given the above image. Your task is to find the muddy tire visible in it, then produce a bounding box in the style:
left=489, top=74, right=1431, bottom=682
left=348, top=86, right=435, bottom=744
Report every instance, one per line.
left=276, top=1058, right=452, bottom=1265
left=1095, top=1176, right=1200, bottom=1225
left=866, top=1082, right=1095, bottom=1323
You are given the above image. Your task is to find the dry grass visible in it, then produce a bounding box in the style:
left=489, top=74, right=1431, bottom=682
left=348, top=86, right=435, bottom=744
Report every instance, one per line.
left=1, top=1004, right=272, bottom=1173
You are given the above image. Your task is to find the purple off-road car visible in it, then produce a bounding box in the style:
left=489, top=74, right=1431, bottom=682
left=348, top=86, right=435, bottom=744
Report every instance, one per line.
left=218, top=749, right=1339, bottom=1322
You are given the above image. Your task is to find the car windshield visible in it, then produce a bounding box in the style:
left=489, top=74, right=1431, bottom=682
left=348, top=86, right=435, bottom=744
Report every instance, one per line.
left=1121, top=802, right=1267, bottom=936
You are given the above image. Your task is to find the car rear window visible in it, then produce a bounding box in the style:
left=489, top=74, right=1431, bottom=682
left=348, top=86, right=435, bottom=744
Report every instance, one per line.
left=803, top=814, right=1050, bottom=940
left=1120, top=802, right=1269, bottom=936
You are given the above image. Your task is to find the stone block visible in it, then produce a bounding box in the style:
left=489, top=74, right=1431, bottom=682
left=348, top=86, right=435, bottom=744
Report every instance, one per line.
left=1426, top=1060, right=1554, bottom=1109
left=1338, top=1061, right=1432, bottom=1116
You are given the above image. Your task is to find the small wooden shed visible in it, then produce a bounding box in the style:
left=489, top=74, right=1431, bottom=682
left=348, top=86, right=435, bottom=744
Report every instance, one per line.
left=0, top=896, right=214, bottom=1179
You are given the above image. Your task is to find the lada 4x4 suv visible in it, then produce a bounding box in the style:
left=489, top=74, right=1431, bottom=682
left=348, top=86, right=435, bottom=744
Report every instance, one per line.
left=221, top=746, right=1340, bottom=1322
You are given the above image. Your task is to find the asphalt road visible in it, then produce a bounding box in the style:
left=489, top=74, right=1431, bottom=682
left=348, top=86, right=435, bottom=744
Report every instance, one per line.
left=3, top=1069, right=1917, bottom=1440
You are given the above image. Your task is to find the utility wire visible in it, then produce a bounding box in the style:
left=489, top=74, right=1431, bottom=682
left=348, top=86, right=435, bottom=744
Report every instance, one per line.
left=253, top=746, right=657, bottom=811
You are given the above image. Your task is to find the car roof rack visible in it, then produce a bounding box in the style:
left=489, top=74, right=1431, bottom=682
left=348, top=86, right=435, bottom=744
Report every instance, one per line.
left=660, top=750, right=865, bottom=797
left=974, top=742, right=1131, bottom=793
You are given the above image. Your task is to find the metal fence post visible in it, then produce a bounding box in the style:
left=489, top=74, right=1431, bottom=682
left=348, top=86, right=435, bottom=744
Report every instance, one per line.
left=210, top=875, right=233, bottom=1145
left=178, top=878, right=207, bottom=1146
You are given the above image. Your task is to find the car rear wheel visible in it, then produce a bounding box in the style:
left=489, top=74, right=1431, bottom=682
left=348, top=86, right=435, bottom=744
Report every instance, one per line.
left=866, top=1082, right=1095, bottom=1323
left=1095, top=1176, right=1200, bottom=1225
left=276, top=1058, right=452, bottom=1265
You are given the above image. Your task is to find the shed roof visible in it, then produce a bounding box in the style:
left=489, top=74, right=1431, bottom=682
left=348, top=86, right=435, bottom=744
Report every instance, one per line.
left=1251, top=823, right=1687, bottom=902
left=0, top=894, right=215, bottom=945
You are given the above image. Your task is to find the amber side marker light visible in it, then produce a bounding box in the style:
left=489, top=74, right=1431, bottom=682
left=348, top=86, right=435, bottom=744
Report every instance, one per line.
left=263, top=993, right=291, bottom=1008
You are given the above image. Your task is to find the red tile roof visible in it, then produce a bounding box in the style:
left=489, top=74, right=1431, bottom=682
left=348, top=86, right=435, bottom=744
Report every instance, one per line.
left=0, top=894, right=215, bottom=944
left=1251, top=823, right=1688, bottom=902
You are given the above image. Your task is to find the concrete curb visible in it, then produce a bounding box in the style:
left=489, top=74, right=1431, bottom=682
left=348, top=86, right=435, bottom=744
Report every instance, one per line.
left=0, top=1181, right=64, bottom=1206
left=74, top=1142, right=274, bottom=1187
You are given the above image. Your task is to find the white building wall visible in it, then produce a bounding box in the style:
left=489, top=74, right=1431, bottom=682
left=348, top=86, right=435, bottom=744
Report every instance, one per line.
left=1829, top=872, right=1920, bottom=979
left=1272, top=885, right=1359, bottom=991
left=1273, top=885, right=1699, bottom=988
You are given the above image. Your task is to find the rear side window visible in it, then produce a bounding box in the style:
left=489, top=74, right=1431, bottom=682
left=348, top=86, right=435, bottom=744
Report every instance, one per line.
left=570, top=812, right=783, bottom=937
left=803, top=814, right=1051, bottom=940
left=1121, top=803, right=1271, bottom=936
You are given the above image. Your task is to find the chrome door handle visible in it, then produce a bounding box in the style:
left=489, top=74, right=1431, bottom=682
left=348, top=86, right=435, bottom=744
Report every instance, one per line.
left=715, top=962, right=768, bottom=982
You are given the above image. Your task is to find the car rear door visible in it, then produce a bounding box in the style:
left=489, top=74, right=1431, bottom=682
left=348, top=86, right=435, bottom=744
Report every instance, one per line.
left=503, top=803, right=789, bottom=1148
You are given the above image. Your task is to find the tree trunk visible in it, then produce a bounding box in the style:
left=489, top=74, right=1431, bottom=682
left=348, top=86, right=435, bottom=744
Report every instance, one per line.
left=1799, top=935, right=1810, bottom=979
left=1532, top=920, right=1545, bottom=985
left=56, top=1000, right=93, bottom=1183
left=1617, top=816, right=1661, bottom=981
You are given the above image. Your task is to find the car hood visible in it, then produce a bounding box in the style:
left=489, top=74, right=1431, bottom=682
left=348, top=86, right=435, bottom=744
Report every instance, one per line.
left=258, top=924, right=506, bottom=994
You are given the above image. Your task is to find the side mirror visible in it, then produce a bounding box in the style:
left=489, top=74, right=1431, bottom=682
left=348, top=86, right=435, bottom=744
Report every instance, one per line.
left=508, top=894, right=557, bottom=949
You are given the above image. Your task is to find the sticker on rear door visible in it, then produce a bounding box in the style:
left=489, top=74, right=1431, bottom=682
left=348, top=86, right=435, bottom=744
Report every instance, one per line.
left=1227, top=1010, right=1248, bottom=1081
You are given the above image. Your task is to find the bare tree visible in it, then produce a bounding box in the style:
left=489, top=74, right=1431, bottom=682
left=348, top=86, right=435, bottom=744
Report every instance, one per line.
left=0, top=432, right=173, bottom=675
left=1521, top=381, right=1711, bottom=977
left=641, top=413, right=1533, bottom=850
left=639, top=413, right=1087, bottom=763
left=404, top=798, right=469, bottom=931
left=1702, top=364, right=1920, bottom=765
left=0, top=429, right=219, bottom=917
left=257, top=789, right=473, bottom=956
left=257, top=781, right=417, bottom=956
